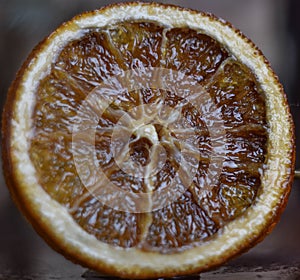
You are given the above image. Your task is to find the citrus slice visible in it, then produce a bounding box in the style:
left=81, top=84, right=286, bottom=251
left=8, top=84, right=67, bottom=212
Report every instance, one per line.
left=2, top=2, right=295, bottom=279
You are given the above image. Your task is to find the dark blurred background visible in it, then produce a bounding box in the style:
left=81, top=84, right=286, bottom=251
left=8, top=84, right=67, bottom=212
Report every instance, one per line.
left=0, top=0, right=300, bottom=279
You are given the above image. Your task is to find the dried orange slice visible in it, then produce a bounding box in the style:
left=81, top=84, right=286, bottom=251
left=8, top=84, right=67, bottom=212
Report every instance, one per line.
left=2, top=2, right=295, bottom=279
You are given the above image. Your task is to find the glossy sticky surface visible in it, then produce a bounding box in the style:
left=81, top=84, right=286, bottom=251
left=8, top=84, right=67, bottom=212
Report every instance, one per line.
left=29, top=21, right=267, bottom=252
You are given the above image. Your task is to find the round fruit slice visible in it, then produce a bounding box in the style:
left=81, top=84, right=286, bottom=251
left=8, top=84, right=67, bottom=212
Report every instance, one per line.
left=2, top=2, right=295, bottom=279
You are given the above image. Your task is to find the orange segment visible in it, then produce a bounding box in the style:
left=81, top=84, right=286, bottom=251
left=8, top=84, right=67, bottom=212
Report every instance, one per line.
left=164, top=28, right=228, bottom=83
left=72, top=197, right=144, bottom=248
left=226, top=127, right=267, bottom=164
left=30, top=134, right=81, bottom=206
left=143, top=190, right=217, bottom=252
left=57, top=30, right=123, bottom=90
left=108, top=22, right=164, bottom=68
left=206, top=59, right=267, bottom=127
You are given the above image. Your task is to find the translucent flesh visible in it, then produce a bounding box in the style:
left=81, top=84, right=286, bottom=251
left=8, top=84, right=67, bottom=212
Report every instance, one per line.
left=29, top=21, right=267, bottom=252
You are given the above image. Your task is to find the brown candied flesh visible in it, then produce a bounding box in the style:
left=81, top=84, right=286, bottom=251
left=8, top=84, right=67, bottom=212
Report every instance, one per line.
left=225, top=128, right=268, bottom=164
left=72, top=195, right=145, bottom=248
left=30, top=133, right=147, bottom=247
left=188, top=145, right=264, bottom=228
left=30, top=134, right=82, bottom=207
left=56, top=30, right=124, bottom=91
left=29, top=20, right=268, bottom=251
left=205, top=59, right=267, bottom=127
left=141, top=189, right=218, bottom=252
left=164, top=27, right=229, bottom=83
left=108, top=21, right=164, bottom=68
left=72, top=196, right=144, bottom=248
